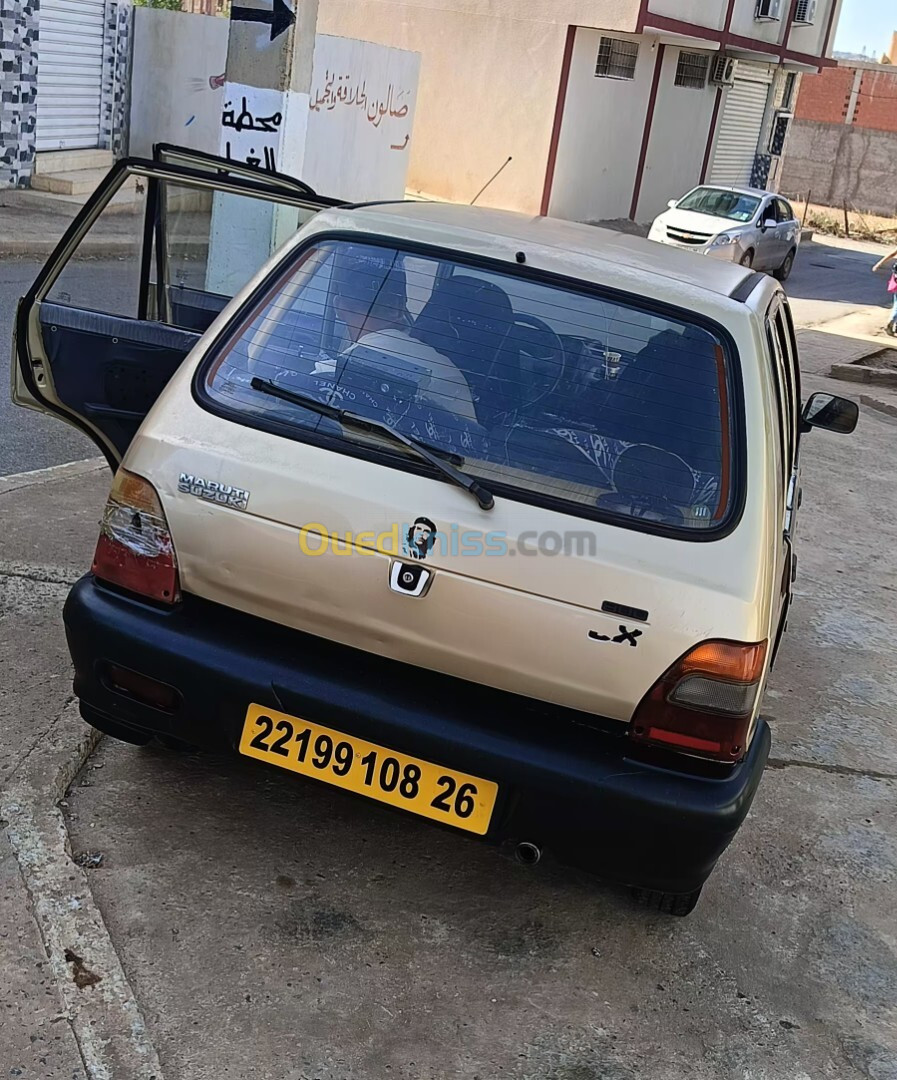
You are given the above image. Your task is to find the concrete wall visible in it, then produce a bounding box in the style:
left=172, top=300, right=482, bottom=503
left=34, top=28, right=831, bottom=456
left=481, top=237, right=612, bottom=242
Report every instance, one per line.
left=779, top=119, right=897, bottom=217
left=647, top=0, right=727, bottom=30
left=637, top=45, right=718, bottom=221
left=547, top=28, right=653, bottom=223
left=128, top=7, right=229, bottom=159
left=548, top=30, right=718, bottom=224
left=315, top=0, right=641, bottom=213
left=303, top=35, right=420, bottom=201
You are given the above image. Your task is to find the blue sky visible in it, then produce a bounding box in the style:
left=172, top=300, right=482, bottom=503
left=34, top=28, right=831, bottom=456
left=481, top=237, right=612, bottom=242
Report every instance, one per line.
left=835, top=0, right=895, bottom=56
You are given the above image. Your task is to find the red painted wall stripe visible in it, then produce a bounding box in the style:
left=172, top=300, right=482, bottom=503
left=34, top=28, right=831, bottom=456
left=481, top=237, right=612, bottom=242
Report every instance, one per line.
left=781, top=0, right=801, bottom=51
left=723, top=0, right=737, bottom=32
left=629, top=43, right=666, bottom=221
left=822, top=0, right=841, bottom=57
left=635, top=10, right=837, bottom=68
left=540, top=25, right=577, bottom=217
left=700, top=88, right=724, bottom=183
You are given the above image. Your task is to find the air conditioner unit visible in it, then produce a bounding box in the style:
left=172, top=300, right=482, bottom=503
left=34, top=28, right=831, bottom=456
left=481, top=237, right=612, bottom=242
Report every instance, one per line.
left=793, top=0, right=817, bottom=24
left=711, top=54, right=738, bottom=85
left=755, top=0, right=783, bottom=21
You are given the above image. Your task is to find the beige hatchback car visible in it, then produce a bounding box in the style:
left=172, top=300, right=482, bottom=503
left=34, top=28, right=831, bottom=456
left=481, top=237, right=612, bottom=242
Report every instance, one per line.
left=13, top=148, right=858, bottom=916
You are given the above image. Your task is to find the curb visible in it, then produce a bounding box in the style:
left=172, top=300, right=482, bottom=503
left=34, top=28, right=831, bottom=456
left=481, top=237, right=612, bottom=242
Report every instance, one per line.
left=1, top=703, right=165, bottom=1080
left=860, top=393, right=897, bottom=420
left=0, top=457, right=106, bottom=496
left=3, top=240, right=133, bottom=258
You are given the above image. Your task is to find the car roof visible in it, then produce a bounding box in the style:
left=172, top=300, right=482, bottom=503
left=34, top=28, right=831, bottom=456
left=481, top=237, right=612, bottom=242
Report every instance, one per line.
left=301, top=202, right=755, bottom=304
left=687, top=184, right=774, bottom=199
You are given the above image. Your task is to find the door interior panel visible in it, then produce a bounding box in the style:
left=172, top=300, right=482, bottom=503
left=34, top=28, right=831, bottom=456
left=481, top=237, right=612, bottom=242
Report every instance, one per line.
left=18, top=152, right=336, bottom=465
left=39, top=302, right=199, bottom=458
left=165, top=285, right=230, bottom=334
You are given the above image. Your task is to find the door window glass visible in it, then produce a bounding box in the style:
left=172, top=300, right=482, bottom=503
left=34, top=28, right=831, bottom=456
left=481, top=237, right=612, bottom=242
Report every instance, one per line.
left=46, top=181, right=149, bottom=318
left=765, top=311, right=792, bottom=487
left=160, top=181, right=322, bottom=332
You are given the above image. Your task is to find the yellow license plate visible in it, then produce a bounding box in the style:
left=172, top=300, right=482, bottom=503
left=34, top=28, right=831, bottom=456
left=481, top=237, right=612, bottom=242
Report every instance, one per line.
left=239, top=704, right=498, bottom=835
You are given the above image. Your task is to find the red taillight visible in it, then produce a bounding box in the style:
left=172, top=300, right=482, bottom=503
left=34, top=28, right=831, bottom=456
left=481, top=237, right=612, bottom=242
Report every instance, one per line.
left=92, top=469, right=180, bottom=604
left=629, top=640, right=768, bottom=763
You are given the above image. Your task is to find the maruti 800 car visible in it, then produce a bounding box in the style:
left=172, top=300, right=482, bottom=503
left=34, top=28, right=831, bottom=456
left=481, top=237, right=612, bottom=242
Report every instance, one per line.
left=12, top=148, right=857, bottom=915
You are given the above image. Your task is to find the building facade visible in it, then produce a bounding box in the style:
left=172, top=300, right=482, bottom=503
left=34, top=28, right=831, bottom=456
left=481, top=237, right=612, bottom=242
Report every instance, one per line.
left=0, top=0, right=130, bottom=188
left=317, top=0, right=844, bottom=221
left=779, top=59, right=897, bottom=217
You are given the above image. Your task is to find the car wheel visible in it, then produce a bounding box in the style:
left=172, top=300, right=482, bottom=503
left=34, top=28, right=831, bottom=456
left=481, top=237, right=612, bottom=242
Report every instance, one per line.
left=739, top=250, right=754, bottom=268
left=630, top=885, right=703, bottom=917
left=774, top=249, right=796, bottom=282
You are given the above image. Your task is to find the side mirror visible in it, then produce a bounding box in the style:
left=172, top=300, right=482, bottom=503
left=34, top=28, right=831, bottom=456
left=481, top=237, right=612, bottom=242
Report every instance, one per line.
left=801, top=393, right=859, bottom=435
left=761, top=217, right=777, bottom=231
left=667, top=199, right=678, bottom=209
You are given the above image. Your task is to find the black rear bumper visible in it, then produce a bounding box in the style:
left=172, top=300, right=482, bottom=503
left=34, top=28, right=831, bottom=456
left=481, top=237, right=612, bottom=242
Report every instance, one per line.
left=63, top=575, right=770, bottom=895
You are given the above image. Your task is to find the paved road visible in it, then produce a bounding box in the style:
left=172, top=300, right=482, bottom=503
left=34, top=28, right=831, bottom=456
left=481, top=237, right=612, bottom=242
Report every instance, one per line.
left=0, top=236, right=892, bottom=477
left=0, top=258, right=105, bottom=476
left=785, top=234, right=890, bottom=329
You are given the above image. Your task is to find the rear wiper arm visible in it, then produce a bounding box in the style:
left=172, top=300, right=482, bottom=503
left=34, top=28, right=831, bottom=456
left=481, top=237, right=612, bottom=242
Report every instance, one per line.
left=250, top=377, right=495, bottom=511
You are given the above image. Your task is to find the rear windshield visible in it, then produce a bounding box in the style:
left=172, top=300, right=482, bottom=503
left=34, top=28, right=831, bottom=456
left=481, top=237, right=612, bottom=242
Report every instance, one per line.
left=676, top=188, right=761, bottom=223
left=204, top=239, right=737, bottom=532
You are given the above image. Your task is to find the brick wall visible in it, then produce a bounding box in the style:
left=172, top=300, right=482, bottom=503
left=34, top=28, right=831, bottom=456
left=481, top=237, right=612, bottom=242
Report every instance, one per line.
left=793, top=66, right=854, bottom=124
left=853, top=69, right=897, bottom=133
left=793, top=63, right=897, bottom=133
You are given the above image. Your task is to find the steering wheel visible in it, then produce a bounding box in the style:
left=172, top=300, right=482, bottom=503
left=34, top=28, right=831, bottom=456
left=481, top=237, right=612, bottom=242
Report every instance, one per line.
left=509, top=314, right=567, bottom=409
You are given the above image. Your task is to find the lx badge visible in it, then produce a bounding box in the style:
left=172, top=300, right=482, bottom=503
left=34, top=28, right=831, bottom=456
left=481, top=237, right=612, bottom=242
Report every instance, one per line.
left=589, top=625, right=643, bottom=648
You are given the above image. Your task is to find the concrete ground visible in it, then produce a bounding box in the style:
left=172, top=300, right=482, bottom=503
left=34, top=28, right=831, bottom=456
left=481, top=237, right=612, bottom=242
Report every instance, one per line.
left=1, top=226, right=896, bottom=1078
left=0, top=461, right=113, bottom=1079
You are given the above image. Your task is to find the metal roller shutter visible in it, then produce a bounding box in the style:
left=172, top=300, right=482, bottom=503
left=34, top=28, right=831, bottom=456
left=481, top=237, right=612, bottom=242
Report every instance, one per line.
left=710, top=62, right=774, bottom=187
left=36, top=0, right=106, bottom=151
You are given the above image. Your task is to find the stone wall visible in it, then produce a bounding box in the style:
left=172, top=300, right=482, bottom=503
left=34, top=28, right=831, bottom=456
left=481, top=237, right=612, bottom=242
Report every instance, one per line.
left=0, top=0, right=131, bottom=188
left=0, top=0, right=39, bottom=187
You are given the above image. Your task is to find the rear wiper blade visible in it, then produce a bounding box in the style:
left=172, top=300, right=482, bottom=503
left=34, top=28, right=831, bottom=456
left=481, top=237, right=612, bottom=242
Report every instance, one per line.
left=250, top=377, right=495, bottom=511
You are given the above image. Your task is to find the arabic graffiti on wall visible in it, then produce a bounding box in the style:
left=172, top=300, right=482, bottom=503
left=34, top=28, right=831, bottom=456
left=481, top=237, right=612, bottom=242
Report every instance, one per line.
left=310, top=71, right=410, bottom=142
left=218, top=82, right=285, bottom=172
left=302, top=35, right=420, bottom=201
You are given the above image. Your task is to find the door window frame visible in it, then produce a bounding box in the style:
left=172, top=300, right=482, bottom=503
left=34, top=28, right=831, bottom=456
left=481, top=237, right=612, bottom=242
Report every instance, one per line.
left=16, top=153, right=344, bottom=464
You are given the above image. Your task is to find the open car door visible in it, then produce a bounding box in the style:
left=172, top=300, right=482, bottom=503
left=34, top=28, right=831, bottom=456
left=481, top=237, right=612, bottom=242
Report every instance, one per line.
left=13, top=149, right=342, bottom=469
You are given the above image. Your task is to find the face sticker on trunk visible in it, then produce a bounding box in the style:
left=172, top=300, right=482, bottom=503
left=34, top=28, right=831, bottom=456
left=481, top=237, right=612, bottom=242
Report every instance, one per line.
left=404, top=517, right=437, bottom=561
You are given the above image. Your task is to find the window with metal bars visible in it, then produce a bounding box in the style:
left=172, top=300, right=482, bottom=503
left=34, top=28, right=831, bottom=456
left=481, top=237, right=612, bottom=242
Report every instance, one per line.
left=595, top=37, right=639, bottom=80
left=675, top=52, right=711, bottom=90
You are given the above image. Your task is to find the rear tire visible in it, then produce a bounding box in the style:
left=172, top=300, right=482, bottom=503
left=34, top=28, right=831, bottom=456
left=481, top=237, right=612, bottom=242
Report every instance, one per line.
left=739, top=250, right=754, bottom=268
left=774, top=249, right=796, bottom=282
left=631, top=885, right=703, bottom=917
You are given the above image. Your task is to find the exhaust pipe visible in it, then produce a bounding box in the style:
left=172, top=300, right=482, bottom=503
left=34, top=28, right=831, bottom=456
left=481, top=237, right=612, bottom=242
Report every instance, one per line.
left=515, top=841, right=542, bottom=867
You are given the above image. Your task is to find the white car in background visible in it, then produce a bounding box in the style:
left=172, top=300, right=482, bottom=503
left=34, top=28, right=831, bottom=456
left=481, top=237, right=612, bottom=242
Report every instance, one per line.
left=648, top=185, right=800, bottom=281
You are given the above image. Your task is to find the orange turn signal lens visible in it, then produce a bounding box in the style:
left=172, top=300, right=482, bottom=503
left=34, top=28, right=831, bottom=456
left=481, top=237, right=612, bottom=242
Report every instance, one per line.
left=677, top=640, right=768, bottom=684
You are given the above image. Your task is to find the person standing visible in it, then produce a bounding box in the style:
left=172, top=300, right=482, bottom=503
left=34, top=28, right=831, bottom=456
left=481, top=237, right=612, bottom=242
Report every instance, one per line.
left=872, top=246, right=897, bottom=336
